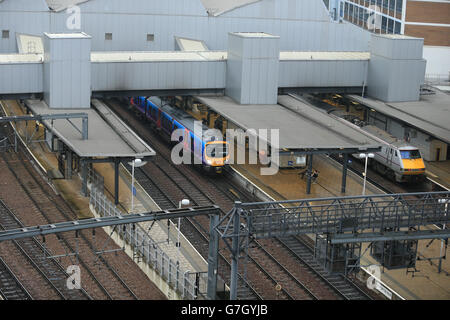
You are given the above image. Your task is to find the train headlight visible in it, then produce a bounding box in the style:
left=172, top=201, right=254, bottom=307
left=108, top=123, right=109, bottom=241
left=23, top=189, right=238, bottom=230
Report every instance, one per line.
left=205, top=159, right=213, bottom=165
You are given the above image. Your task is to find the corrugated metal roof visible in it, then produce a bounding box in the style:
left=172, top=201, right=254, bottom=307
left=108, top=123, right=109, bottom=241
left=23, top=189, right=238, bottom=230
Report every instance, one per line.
left=349, top=91, right=450, bottom=144
left=196, top=95, right=381, bottom=150
left=26, top=99, right=155, bottom=158
left=200, top=0, right=261, bottom=16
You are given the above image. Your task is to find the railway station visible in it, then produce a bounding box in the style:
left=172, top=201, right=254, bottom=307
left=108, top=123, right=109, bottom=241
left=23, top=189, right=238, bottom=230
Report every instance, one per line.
left=0, top=0, right=449, bottom=303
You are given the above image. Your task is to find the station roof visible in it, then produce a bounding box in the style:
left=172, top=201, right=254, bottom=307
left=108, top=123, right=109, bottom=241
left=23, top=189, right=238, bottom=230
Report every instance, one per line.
left=90, top=51, right=370, bottom=63
left=195, top=95, right=381, bottom=152
left=349, top=90, right=450, bottom=144
left=26, top=99, right=155, bottom=159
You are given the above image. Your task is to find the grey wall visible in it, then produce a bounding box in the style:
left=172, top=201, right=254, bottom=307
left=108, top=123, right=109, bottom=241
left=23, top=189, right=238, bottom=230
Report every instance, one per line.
left=367, top=34, right=426, bottom=102
left=226, top=33, right=280, bottom=105
left=279, top=59, right=368, bottom=88
left=0, top=59, right=43, bottom=94
left=0, top=0, right=371, bottom=54
left=43, top=33, right=91, bottom=108
left=91, top=60, right=226, bottom=91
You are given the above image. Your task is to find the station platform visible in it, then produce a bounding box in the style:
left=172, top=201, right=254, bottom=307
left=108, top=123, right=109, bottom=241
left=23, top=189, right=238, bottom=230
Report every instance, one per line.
left=230, top=150, right=450, bottom=300
left=425, top=160, right=450, bottom=191
left=0, top=100, right=207, bottom=291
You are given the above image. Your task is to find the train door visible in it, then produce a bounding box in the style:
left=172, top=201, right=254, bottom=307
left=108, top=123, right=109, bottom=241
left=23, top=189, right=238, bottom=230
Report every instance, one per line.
left=387, top=148, right=393, bottom=166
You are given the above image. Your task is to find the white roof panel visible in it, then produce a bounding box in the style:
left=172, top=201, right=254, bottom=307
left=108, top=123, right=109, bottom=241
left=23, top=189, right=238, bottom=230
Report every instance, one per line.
left=91, top=51, right=226, bottom=63
left=280, top=51, right=370, bottom=61
left=16, top=34, right=44, bottom=54
left=175, top=37, right=209, bottom=52
left=0, top=54, right=43, bottom=64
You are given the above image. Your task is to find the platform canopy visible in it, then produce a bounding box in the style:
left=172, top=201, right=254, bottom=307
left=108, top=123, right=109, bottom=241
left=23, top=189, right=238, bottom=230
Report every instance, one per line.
left=26, top=99, right=155, bottom=159
left=349, top=90, right=450, bottom=144
left=196, top=95, right=381, bottom=153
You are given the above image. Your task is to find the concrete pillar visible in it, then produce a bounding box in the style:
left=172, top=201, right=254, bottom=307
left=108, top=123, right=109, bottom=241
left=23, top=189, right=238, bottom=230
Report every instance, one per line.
left=43, top=33, right=92, bottom=109
left=341, top=153, right=348, bottom=194
left=367, top=34, right=426, bottom=102
left=226, top=32, right=280, bottom=105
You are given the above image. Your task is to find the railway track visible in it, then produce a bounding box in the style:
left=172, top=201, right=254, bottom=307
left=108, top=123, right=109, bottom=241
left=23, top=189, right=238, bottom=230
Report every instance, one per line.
left=105, top=98, right=372, bottom=300
left=0, top=256, right=33, bottom=300
left=0, top=200, right=91, bottom=300
left=0, top=143, right=139, bottom=300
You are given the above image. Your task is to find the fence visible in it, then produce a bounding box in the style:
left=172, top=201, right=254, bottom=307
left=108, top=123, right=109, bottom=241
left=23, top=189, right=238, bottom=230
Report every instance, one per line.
left=89, top=186, right=206, bottom=300
left=87, top=166, right=104, bottom=194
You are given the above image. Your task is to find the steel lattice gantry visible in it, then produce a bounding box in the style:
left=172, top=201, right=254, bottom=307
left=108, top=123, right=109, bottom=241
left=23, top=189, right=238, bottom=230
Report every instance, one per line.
left=216, top=191, right=450, bottom=300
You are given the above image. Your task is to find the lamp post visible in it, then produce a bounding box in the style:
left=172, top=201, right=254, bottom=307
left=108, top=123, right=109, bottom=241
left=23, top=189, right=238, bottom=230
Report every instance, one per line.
left=438, top=198, right=449, bottom=273
left=177, top=199, right=190, bottom=265
left=127, top=158, right=146, bottom=213
left=359, top=153, right=374, bottom=195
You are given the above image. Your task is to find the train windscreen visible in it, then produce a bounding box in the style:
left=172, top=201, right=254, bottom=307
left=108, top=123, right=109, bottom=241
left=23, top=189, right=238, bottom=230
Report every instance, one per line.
left=205, top=143, right=228, bottom=158
left=400, top=149, right=421, bottom=159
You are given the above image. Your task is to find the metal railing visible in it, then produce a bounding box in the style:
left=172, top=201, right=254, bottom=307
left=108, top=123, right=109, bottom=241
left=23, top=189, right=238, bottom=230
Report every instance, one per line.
left=90, top=186, right=205, bottom=300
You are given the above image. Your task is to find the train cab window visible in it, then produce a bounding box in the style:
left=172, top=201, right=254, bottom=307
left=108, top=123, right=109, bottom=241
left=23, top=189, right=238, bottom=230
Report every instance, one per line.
left=400, top=150, right=421, bottom=159
left=206, top=143, right=228, bottom=158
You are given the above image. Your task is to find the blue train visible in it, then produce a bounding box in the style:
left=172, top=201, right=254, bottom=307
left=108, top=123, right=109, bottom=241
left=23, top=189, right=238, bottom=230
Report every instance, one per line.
left=130, top=96, right=229, bottom=173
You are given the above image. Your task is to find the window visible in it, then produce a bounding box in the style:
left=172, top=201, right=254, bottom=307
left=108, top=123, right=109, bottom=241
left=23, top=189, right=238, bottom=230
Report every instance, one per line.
left=2, top=30, right=9, bottom=39
left=205, top=143, right=228, bottom=159
left=400, top=150, right=421, bottom=159
left=147, top=34, right=154, bottom=42
left=105, top=33, right=112, bottom=40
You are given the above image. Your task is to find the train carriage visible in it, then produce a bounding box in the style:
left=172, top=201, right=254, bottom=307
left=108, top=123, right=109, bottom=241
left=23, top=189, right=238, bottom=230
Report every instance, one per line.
left=131, top=96, right=229, bottom=173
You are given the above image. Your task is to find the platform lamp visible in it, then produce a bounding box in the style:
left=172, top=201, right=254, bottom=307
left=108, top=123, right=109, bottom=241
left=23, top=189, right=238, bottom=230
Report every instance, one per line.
left=358, top=153, right=374, bottom=195
left=438, top=198, right=449, bottom=273
left=127, top=158, right=146, bottom=213
left=177, top=199, right=190, bottom=266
